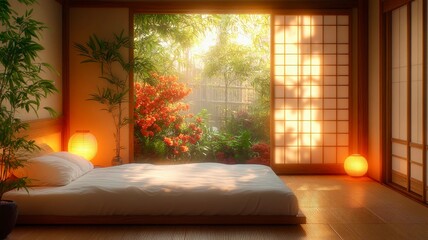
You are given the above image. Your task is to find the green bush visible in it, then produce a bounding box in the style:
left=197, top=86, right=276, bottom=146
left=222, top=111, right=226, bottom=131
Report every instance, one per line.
left=224, top=110, right=269, bottom=143
left=212, top=131, right=255, bottom=164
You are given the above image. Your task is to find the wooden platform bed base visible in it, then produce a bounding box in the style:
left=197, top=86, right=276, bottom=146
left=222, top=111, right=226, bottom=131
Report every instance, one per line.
left=17, top=212, right=306, bottom=225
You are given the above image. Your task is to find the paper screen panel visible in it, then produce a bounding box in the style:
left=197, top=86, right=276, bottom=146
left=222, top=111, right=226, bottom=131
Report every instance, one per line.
left=411, top=0, right=423, bottom=144
left=391, top=6, right=408, bottom=141
left=273, top=14, right=350, bottom=165
left=409, top=0, right=425, bottom=197
left=390, top=5, right=409, bottom=191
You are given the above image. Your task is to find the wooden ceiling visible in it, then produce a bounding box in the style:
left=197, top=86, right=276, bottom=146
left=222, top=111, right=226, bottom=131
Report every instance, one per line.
left=67, top=0, right=360, bottom=11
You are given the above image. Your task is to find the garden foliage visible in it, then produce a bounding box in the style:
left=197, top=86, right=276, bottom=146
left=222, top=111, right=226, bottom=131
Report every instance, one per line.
left=133, top=14, right=271, bottom=165
left=134, top=74, right=203, bottom=160
left=134, top=73, right=270, bottom=164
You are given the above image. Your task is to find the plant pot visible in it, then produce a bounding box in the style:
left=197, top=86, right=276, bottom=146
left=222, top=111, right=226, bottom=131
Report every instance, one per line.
left=0, top=200, right=18, bottom=239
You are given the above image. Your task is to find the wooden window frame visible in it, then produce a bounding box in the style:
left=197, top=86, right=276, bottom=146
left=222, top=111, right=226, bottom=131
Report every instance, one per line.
left=63, top=0, right=368, bottom=175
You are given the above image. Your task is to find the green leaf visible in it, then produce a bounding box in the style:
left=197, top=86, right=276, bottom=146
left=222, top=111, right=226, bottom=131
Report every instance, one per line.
left=44, top=107, right=57, bottom=117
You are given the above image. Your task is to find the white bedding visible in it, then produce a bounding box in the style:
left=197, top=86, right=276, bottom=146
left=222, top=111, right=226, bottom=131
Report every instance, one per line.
left=5, top=163, right=299, bottom=216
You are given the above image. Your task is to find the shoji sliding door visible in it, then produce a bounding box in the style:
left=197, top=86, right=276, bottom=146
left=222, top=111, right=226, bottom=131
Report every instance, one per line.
left=272, top=14, right=352, bottom=173
left=384, top=0, right=427, bottom=202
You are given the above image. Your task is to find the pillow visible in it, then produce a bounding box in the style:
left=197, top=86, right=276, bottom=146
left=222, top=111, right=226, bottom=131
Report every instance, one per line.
left=15, top=142, right=54, bottom=161
left=13, top=155, right=83, bottom=186
left=49, top=151, right=94, bottom=173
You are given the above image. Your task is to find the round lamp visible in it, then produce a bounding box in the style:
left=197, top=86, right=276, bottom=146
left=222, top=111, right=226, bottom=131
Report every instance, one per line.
left=68, top=130, right=98, bottom=161
left=344, top=154, right=368, bottom=177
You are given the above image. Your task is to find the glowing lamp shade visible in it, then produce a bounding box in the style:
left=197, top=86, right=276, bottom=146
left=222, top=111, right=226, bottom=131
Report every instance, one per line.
left=344, top=154, right=368, bottom=177
left=68, top=131, right=98, bottom=161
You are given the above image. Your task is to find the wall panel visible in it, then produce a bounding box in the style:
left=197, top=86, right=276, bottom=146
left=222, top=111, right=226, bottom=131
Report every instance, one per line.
left=367, top=0, right=381, bottom=180
left=69, top=8, right=130, bottom=166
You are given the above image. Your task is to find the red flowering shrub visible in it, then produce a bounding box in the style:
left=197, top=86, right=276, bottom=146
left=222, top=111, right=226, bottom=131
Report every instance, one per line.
left=216, top=151, right=237, bottom=164
left=246, top=143, right=270, bottom=166
left=162, top=121, right=203, bottom=158
left=134, top=74, right=203, bottom=160
left=135, top=74, right=191, bottom=137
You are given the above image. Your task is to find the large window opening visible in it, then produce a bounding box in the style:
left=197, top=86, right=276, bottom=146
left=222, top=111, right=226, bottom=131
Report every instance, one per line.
left=133, top=14, right=271, bottom=164
left=132, top=12, right=354, bottom=173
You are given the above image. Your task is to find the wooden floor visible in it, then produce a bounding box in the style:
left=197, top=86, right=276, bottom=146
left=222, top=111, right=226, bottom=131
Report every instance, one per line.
left=7, top=175, right=428, bottom=240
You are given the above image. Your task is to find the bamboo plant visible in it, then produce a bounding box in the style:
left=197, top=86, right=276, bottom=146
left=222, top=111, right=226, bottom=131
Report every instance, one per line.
left=0, top=0, right=57, bottom=200
left=74, top=31, right=132, bottom=165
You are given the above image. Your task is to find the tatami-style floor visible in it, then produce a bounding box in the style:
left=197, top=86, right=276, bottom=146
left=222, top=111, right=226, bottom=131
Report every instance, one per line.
left=8, top=175, right=428, bottom=240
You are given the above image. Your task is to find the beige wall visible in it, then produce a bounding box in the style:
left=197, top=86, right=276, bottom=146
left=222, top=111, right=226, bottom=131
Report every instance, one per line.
left=10, top=0, right=63, bottom=121
left=4, top=0, right=63, bottom=150
left=368, top=0, right=381, bottom=181
left=69, top=8, right=129, bottom=166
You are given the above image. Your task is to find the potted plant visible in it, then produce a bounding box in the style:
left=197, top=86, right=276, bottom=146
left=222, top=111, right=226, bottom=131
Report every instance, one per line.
left=0, top=0, right=57, bottom=238
left=74, top=31, right=132, bottom=165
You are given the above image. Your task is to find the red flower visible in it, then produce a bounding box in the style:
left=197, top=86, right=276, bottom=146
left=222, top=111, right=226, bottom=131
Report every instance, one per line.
left=135, top=83, right=141, bottom=91
left=189, top=137, right=197, bottom=144
left=180, top=145, right=189, bottom=153
left=247, top=143, right=270, bottom=165
left=163, top=137, right=173, bottom=146
left=216, top=152, right=226, bottom=160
